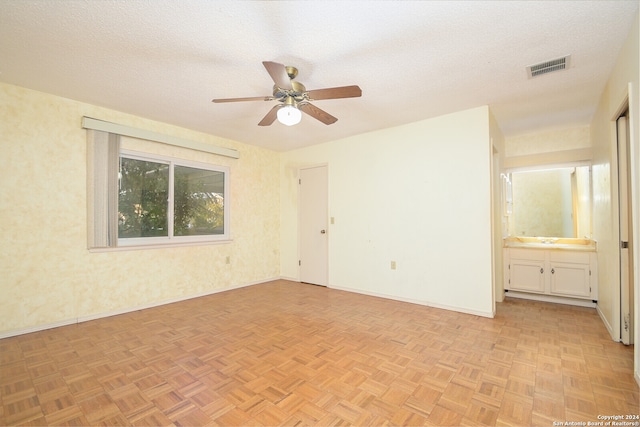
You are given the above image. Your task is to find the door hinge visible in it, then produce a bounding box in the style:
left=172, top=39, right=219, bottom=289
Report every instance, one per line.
left=508, top=264, right=510, bottom=270
left=298, top=260, right=301, bottom=266
left=299, top=178, right=301, bottom=185
left=621, top=241, right=629, bottom=249
left=589, top=270, right=591, bottom=276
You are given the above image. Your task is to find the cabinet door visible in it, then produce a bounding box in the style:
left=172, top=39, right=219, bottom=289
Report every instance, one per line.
left=509, top=260, right=546, bottom=293
left=550, top=262, right=590, bottom=297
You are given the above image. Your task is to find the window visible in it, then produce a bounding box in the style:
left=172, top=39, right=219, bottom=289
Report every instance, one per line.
left=117, top=150, right=229, bottom=246
left=85, top=125, right=236, bottom=250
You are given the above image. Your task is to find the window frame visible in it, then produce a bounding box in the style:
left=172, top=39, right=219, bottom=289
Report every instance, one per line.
left=118, top=149, right=230, bottom=247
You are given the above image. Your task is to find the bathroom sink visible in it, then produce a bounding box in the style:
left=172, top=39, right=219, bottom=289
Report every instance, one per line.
left=504, top=236, right=596, bottom=251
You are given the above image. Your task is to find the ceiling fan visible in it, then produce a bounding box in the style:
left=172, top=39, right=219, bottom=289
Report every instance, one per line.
left=212, top=61, right=362, bottom=126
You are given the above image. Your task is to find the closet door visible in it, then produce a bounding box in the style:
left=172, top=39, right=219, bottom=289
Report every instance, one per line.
left=299, top=166, right=328, bottom=286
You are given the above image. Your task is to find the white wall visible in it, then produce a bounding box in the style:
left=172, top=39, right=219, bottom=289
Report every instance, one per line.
left=281, top=106, right=495, bottom=317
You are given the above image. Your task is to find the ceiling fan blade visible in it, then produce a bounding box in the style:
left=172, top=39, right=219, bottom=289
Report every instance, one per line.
left=298, top=103, right=338, bottom=125
left=212, top=95, right=273, bottom=103
left=258, top=105, right=281, bottom=126
left=262, top=61, right=293, bottom=90
left=306, top=85, right=362, bottom=100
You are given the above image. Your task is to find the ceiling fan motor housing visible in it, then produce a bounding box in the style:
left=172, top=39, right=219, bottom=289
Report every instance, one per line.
left=273, top=80, right=307, bottom=103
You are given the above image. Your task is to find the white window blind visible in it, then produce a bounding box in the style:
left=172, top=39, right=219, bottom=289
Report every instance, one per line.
left=86, top=130, right=120, bottom=248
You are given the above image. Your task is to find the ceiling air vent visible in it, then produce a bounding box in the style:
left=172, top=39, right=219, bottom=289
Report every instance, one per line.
left=527, top=55, right=571, bottom=78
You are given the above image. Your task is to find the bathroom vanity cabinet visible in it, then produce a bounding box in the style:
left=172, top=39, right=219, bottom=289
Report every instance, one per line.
left=503, top=244, right=597, bottom=305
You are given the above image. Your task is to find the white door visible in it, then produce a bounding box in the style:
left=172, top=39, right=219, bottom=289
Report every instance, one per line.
left=617, top=112, right=634, bottom=345
left=299, top=166, right=328, bottom=286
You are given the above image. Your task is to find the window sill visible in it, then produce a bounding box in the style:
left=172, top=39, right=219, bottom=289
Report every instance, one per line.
left=88, top=239, right=233, bottom=253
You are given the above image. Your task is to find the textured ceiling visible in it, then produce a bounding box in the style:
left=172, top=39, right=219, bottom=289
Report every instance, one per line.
left=0, top=1, right=637, bottom=151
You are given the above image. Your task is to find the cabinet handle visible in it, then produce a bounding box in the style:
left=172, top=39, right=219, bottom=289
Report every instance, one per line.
left=540, top=268, right=544, bottom=274
left=551, top=268, right=555, bottom=274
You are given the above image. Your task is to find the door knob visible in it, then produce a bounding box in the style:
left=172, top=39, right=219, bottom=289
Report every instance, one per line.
left=320, top=230, right=326, bottom=234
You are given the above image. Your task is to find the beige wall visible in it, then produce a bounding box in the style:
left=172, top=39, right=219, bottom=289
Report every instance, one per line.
left=505, top=126, right=591, bottom=157
left=590, top=11, right=639, bottom=384
left=280, top=106, right=496, bottom=317
left=0, top=82, right=280, bottom=336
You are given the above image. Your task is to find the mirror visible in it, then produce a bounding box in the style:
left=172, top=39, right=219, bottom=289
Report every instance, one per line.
left=505, top=165, right=591, bottom=238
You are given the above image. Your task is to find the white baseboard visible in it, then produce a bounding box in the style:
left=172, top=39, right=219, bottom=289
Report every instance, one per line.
left=0, top=318, right=79, bottom=340
left=328, top=284, right=495, bottom=318
left=505, top=291, right=597, bottom=308
left=596, top=304, right=618, bottom=341
left=0, top=278, right=278, bottom=340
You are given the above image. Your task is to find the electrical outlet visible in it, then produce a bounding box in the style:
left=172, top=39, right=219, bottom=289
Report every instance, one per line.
left=391, top=261, right=396, bottom=270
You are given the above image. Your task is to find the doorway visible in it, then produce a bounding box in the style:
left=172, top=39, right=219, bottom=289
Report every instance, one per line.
left=617, top=110, right=635, bottom=345
left=299, top=166, right=328, bottom=286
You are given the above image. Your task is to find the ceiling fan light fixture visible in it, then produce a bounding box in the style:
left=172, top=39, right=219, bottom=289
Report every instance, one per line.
left=277, top=104, right=302, bottom=126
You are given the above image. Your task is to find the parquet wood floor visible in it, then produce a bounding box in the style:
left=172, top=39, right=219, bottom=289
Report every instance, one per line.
left=1, top=280, right=637, bottom=426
